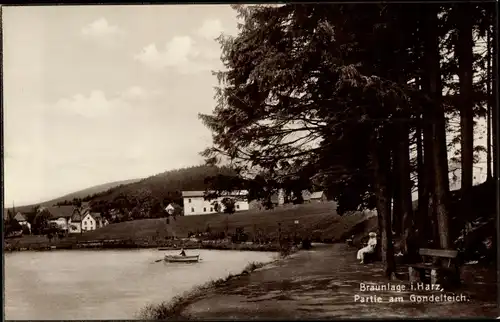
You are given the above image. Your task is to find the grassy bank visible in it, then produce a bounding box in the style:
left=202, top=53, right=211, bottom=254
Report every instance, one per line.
left=5, top=203, right=377, bottom=252
left=137, top=260, right=273, bottom=320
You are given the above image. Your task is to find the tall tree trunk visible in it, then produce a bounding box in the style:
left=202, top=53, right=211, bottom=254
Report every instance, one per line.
left=397, top=123, right=414, bottom=255
left=416, top=114, right=426, bottom=235
left=486, top=26, right=492, bottom=180
left=421, top=77, right=437, bottom=246
left=392, top=163, right=402, bottom=237
left=372, top=132, right=396, bottom=279
left=417, top=11, right=439, bottom=245
left=414, top=75, right=426, bottom=244
left=457, top=3, right=474, bottom=220
left=424, top=5, right=452, bottom=249
left=492, top=15, right=499, bottom=180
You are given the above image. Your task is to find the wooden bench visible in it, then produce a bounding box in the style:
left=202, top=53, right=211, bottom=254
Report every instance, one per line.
left=408, top=248, right=461, bottom=287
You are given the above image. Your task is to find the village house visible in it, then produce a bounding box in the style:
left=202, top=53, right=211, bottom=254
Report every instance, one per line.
left=81, top=211, right=106, bottom=232
left=182, top=190, right=249, bottom=216
left=41, top=205, right=79, bottom=232
left=250, top=189, right=312, bottom=210
left=39, top=204, right=107, bottom=234
left=13, top=212, right=31, bottom=233
left=69, top=211, right=83, bottom=233
left=310, top=191, right=328, bottom=202
left=72, top=206, right=108, bottom=233
left=14, top=212, right=28, bottom=225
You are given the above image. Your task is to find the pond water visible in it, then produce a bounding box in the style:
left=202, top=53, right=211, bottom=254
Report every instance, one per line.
left=4, top=249, right=277, bottom=320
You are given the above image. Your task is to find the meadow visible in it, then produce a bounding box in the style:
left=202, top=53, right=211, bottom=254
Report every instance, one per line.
left=5, top=203, right=378, bottom=250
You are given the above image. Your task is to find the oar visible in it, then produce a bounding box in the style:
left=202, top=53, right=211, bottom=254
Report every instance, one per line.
left=152, top=259, right=163, bottom=263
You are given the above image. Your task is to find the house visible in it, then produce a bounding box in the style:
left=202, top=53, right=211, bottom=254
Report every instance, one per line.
left=310, top=191, right=328, bottom=202
left=182, top=190, right=249, bottom=216
left=268, top=189, right=311, bottom=206
left=52, top=204, right=107, bottom=234
left=13, top=212, right=28, bottom=225
left=13, top=212, right=31, bottom=233
left=69, top=211, right=83, bottom=234
left=79, top=207, right=108, bottom=232
left=43, top=206, right=79, bottom=232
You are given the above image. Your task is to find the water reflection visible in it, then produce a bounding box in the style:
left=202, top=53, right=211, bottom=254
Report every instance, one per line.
left=5, top=249, right=276, bottom=320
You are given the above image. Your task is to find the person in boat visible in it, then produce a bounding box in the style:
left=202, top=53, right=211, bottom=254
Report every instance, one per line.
left=357, top=232, right=377, bottom=264
left=179, top=248, right=186, bottom=256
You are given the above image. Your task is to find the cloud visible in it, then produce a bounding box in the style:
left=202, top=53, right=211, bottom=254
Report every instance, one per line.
left=196, top=19, right=225, bottom=40
left=134, top=36, right=194, bottom=69
left=81, top=18, right=123, bottom=38
left=134, top=35, right=221, bottom=74
left=51, top=86, right=160, bottom=118
left=119, top=86, right=161, bottom=101
left=133, top=36, right=196, bottom=70
left=133, top=19, right=230, bottom=74
left=54, top=90, right=119, bottom=118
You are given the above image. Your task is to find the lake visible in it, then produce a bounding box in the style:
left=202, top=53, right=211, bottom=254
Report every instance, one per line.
left=4, top=249, right=277, bottom=320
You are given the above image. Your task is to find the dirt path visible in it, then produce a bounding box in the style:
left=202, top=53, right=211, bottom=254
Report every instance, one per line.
left=179, top=244, right=497, bottom=319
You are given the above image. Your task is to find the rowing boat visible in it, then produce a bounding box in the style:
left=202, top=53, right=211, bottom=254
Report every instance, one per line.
left=164, top=254, right=200, bottom=263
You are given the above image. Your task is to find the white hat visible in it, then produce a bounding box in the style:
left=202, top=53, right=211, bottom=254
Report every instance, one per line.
left=369, top=232, right=377, bottom=237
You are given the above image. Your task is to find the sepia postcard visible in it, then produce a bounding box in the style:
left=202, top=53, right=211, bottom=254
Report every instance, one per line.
left=2, top=3, right=498, bottom=320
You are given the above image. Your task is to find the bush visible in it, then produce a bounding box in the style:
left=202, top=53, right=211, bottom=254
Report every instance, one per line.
left=301, top=238, right=312, bottom=250
left=21, top=225, right=31, bottom=235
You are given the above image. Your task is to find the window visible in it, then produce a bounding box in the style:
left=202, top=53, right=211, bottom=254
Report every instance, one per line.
left=203, top=207, right=206, bottom=212
left=188, top=198, right=192, bottom=203
left=191, top=207, right=195, bottom=212
left=210, top=207, right=213, bottom=212
left=236, top=204, right=240, bottom=209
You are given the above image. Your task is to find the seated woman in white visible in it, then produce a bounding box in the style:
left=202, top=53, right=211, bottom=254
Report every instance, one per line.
left=357, top=232, right=377, bottom=264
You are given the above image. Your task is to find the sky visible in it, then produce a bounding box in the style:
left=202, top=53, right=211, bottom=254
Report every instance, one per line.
left=3, top=5, right=240, bottom=206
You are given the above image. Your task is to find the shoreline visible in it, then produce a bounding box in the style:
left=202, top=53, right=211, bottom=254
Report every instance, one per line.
left=3, top=238, right=294, bottom=253
left=138, top=253, right=294, bottom=320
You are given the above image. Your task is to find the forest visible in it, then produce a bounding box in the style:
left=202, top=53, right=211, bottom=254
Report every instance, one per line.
left=199, top=3, right=498, bottom=278
left=57, top=165, right=237, bottom=221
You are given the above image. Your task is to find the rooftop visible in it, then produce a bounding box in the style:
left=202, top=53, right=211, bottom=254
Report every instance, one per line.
left=182, top=190, right=249, bottom=198
left=310, top=191, right=325, bottom=199
left=13, top=212, right=27, bottom=222
left=42, top=206, right=79, bottom=219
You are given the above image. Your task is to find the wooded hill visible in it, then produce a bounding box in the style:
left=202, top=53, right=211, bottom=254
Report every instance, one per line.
left=6, top=178, right=141, bottom=214
left=39, top=165, right=237, bottom=221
